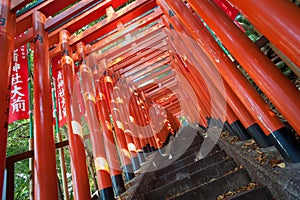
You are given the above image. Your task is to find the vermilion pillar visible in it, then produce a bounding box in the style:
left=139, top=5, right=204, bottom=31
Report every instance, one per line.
left=97, top=76, right=125, bottom=196
left=137, top=92, right=159, bottom=151
left=59, top=31, right=91, bottom=199
left=130, top=91, right=153, bottom=153
left=119, top=78, right=146, bottom=163
left=0, top=0, right=15, bottom=196
left=90, top=73, right=116, bottom=200
left=33, top=12, right=58, bottom=199
left=228, top=0, right=300, bottom=68
left=112, top=84, right=141, bottom=171
left=187, top=0, right=300, bottom=136
left=162, top=9, right=271, bottom=147
left=166, top=110, right=181, bottom=133
left=103, top=73, right=135, bottom=181
left=139, top=92, right=160, bottom=150
left=161, top=0, right=300, bottom=162
left=170, top=54, right=210, bottom=124
left=129, top=91, right=148, bottom=150
left=76, top=43, right=119, bottom=199
left=165, top=28, right=213, bottom=125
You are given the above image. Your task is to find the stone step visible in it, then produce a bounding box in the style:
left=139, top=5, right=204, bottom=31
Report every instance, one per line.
left=157, top=135, right=204, bottom=158
left=157, top=138, right=204, bottom=161
left=154, top=145, right=221, bottom=177
left=152, top=150, right=229, bottom=189
left=228, top=186, right=273, bottom=200
left=169, top=126, right=203, bottom=148
left=170, top=169, right=251, bottom=200
left=146, top=159, right=237, bottom=200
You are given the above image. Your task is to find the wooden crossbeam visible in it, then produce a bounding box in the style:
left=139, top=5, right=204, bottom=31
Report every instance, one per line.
left=168, top=106, right=181, bottom=115
left=45, top=0, right=110, bottom=31
left=119, top=45, right=168, bottom=75
left=127, top=56, right=171, bottom=81
left=158, top=95, right=178, bottom=106
left=123, top=52, right=169, bottom=77
left=133, top=66, right=172, bottom=86
left=141, top=75, right=176, bottom=93
left=67, top=0, right=157, bottom=47
left=94, top=21, right=164, bottom=63
left=16, top=0, right=79, bottom=36
left=15, top=0, right=158, bottom=53
left=166, top=101, right=180, bottom=112
left=89, top=7, right=163, bottom=55
left=48, top=8, right=163, bottom=58
left=137, top=73, right=176, bottom=91
left=48, top=0, right=112, bottom=46
left=112, top=39, right=168, bottom=72
left=147, top=87, right=176, bottom=101
left=147, top=81, right=178, bottom=99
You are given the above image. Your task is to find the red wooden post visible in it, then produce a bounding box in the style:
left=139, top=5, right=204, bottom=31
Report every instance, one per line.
left=170, top=58, right=209, bottom=120
left=130, top=90, right=153, bottom=153
left=0, top=0, right=16, bottom=196
left=139, top=92, right=161, bottom=151
left=119, top=78, right=146, bottom=163
left=112, top=83, right=141, bottom=171
left=160, top=0, right=300, bottom=162
left=187, top=0, right=300, bottom=136
left=97, top=76, right=126, bottom=196
left=162, top=8, right=271, bottom=147
left=59, top=31, right=91, bottom=200
left=102, top=72, right=135, bottom=181
left=33, top=11, right=58, bottom=200
left=87, top=72, right=116, bottom=200
left=139, top=91, right=160, bottom=151
left=228, top=0, right=300, bottom=68
left=76, top=43, right=125, bottom=197
left=76, top=44, right=119, bottom=199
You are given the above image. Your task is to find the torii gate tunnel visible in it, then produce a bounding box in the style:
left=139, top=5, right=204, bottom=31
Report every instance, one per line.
left=1, top=0, right=300, bottom=199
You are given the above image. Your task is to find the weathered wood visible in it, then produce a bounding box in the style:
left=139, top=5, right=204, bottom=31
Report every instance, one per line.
left=6, top=140, right=69, bottom=165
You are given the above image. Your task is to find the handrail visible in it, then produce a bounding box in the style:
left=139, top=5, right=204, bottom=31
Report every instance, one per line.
left=5, top=140, right=69, bottom=200
left=6, top=140, right=69, bottom=165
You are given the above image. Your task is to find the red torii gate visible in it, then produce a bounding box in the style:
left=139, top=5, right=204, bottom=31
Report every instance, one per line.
left=1, top=0, right=300, bottom=199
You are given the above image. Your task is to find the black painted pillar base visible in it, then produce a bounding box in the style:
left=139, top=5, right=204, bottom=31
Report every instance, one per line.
left=143, top=144, right=152, bottom=154
left=268, top=127, right=300, bottom=163
left=142, top=146, right=148, bottom=154
left=111, top=174, right=126, bottom=196
left=246, top=123, right=272, bottom=148
left=131, top=156, right=140, bottom=171
left=99, top=187, right=115, bottom=200
left=223, top=121, right=236, bottom=136
left=206, top=116, right=212, bottom=128
left=123, top=164, right=135, bottom=181
left=231, top=120, right=251, bottom=141
left=151, top=146, right=156, bottom=151
left=146, top=143, right=152, bottom=152
left=198, top=124, right=207, bottom=132
left=111, top=174, right=125, bottom=197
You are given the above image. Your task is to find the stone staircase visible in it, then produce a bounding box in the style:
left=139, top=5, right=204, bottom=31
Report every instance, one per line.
left=125, top=125, right=273, bottom=200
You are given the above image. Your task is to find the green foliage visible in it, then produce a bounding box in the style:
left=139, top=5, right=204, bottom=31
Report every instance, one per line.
left=236, top=14, right=260, bottom=42
left=7, top=119, right=31, bottom=200
left=14, top=161, right=30, bottom=200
